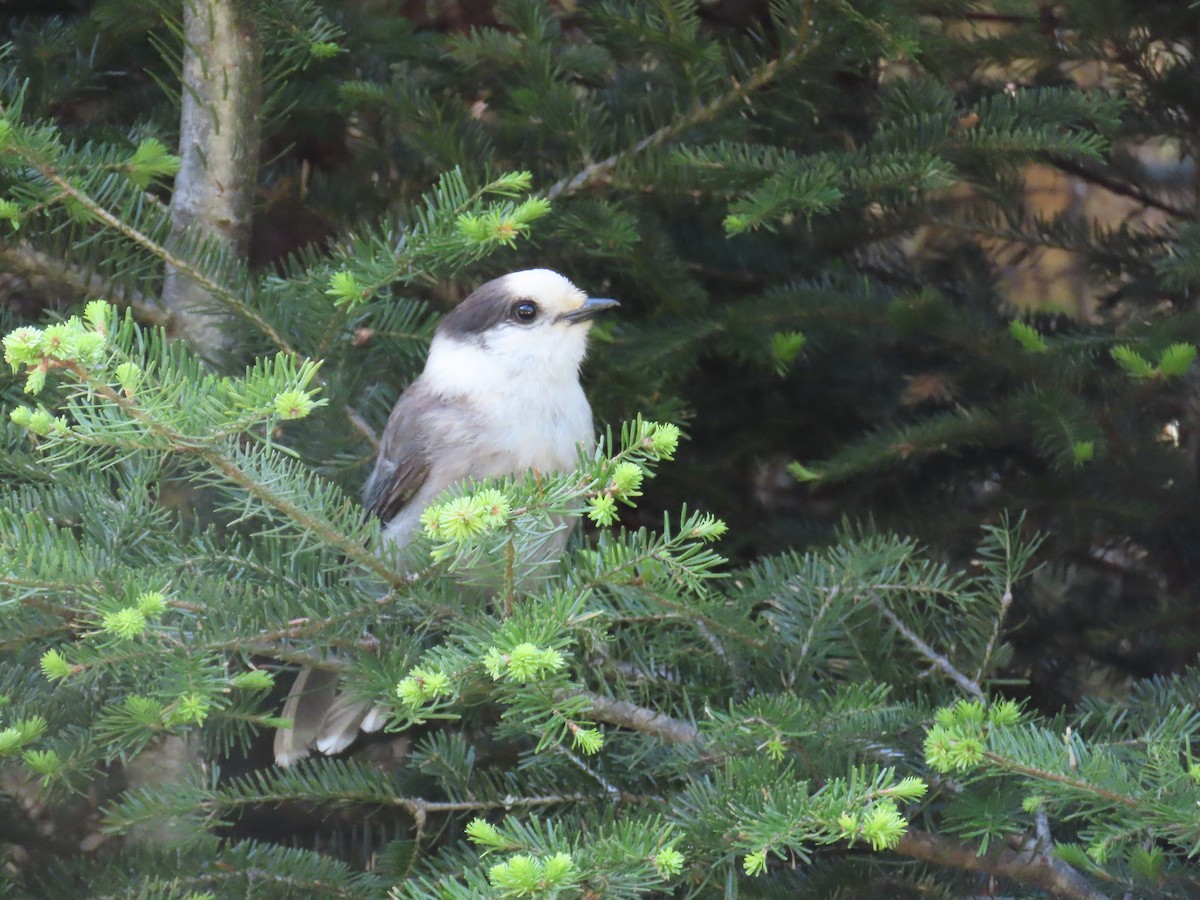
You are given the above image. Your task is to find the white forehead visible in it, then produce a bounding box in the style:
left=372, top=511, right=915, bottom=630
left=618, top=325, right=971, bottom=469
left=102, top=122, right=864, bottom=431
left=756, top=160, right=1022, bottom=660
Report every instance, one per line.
left=502, top=269, right=586, bottom=314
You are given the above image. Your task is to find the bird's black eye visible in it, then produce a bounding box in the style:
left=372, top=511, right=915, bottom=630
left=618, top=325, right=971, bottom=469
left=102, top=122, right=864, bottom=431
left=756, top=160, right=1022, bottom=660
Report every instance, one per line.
left=512, top=301, right=538, bottom=323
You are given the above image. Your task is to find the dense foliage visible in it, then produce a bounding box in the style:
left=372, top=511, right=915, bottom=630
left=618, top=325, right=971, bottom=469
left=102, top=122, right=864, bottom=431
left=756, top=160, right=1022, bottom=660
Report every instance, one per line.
left=3, top=0, right=1200, bottom=896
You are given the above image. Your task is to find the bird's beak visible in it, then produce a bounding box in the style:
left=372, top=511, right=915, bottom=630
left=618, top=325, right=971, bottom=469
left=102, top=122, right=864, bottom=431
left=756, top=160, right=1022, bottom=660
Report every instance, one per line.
left=559, top=297, right=620, bottom=324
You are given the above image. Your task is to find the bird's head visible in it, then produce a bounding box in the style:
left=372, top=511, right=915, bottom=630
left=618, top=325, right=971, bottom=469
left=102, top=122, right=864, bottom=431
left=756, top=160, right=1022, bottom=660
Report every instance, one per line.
left=428, top=269, right=618, bottom=388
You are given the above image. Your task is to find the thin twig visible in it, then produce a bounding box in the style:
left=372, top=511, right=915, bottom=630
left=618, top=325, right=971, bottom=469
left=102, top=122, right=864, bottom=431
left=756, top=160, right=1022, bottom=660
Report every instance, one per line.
left=866, top=590, right=986, bottom=699
left=543, top=5, right=815, bottom=203
left=974, top=583, right=1013, bottom=684
left=799, top=585, right=841, bottom=667
left=176, top=786, right=590, bottom=823
left=551, top=744, right=622, bottom=799
left=1047, top=154, right=1195, bottom=222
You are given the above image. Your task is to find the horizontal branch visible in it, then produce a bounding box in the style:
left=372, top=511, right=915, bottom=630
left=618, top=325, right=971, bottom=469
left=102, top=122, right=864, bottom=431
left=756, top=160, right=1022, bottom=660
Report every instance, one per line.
left=568, top=688, right=1105, bottom=897
left=0, top=240, right=169, bottom=327
left=896, top=829, right=1108, bottom=900
left=1047, top=154, right=1195, bottom=222
left=569, top=690, right=701, bottom=745
left=214, top=786, right=586, bottom=820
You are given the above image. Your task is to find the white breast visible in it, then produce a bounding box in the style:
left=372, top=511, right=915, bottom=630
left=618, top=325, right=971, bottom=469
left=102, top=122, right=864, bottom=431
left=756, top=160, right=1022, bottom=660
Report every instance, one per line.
left=380, top=333, right=596, bottom=549
left=422, top=333, right=595, bottom=461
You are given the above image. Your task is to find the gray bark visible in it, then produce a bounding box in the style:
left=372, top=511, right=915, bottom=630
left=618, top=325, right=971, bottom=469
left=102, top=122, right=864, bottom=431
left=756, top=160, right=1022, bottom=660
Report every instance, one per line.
left=123, top=735, right=203, bottom=846
left=162, top=0, right=261, bottom=359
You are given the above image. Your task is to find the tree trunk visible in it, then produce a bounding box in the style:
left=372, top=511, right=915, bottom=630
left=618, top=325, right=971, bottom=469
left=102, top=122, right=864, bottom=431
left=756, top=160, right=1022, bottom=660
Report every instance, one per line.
left=162, top=0, right=261, bottom=360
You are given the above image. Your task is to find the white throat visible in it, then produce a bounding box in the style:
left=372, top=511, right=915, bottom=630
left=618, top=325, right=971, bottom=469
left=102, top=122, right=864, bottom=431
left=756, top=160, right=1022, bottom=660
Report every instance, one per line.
left=423, top=325, right=588, bottom=395
left=420, top=332, right=596, bottom=472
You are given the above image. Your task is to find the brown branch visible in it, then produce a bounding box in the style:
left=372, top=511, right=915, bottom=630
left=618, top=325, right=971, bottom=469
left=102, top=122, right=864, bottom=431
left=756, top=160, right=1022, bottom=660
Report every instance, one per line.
left=568, top=690, right=701, bottom=745
left=897, top=829, right=1109, bottom=900
left=569, top=689, right=1108, bottom=897
left=0, top=241, right=169, bottom=327
left=982, top=751, right=1141, bottom=810
left=210, top=786, right=589, bottom=819
left=543, top=3, right=815, bottom=202
left=1047, top=154, right=1196, bottom=222
left=112, top=781, right=589, bottom=839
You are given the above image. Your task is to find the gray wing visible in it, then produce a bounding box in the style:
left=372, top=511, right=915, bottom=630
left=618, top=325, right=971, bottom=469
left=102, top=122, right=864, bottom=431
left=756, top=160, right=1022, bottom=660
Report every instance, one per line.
left=362, top=385, right=435, bottom=525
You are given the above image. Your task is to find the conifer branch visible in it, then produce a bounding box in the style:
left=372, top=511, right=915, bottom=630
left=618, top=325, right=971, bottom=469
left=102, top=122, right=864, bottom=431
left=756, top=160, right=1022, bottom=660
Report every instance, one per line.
left=866, top=590, right=986, bottom=699
left=29, top=163, right=291, bottom=351
left=568, top=691, right=1108, bottom=897
left=896, top=829, right=1109, bottom=900
left=975, top=578, right=1014, bottom=685
left=0, top=240, right=168, bottom=327
left=570, top=690, right=701, bottom=745
left=212, top=602, right=394, bottom=657
left=65, top=365, right=400, bottom=589
left=551, top=743, right=623, bottom=798
left=197, top=447, right=395, bottom=582
left=1047, top=154, right=1195, bottom=221
left=799, top=584, right=844, bottom=665
left=5, top=3, right=1197, bottom=893
left=9, top=145, right=381, bottom=449
left=980, top=752, right=1141, bottom=810
left=543, top=1, right=815, bottom=202
left=621, top=589, right=765, bottom=651
left=212, top=788, right=588, bottom=818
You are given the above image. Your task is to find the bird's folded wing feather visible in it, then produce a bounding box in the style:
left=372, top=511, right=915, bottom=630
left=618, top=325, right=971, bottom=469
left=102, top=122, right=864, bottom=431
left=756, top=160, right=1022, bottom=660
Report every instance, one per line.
left=273, top=667, right=339, bottom=766
left=314, top=697, right=372, bottom=756
left=362, top=388, right=436, bottom=524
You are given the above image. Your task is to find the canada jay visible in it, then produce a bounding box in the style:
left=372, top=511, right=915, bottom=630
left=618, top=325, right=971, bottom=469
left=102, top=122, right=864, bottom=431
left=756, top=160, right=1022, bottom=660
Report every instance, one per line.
left=274, top=269, right=618, bottom=765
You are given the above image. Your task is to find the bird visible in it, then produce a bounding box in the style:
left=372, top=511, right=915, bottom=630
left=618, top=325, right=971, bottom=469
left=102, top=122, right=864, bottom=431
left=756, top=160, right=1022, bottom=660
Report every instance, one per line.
left=273, top=269, right=618, bottom=766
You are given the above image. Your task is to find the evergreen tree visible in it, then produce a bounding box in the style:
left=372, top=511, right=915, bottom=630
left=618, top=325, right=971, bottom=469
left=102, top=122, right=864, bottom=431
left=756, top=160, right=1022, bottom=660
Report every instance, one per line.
left=2, top=0, right=1200, bottom=896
